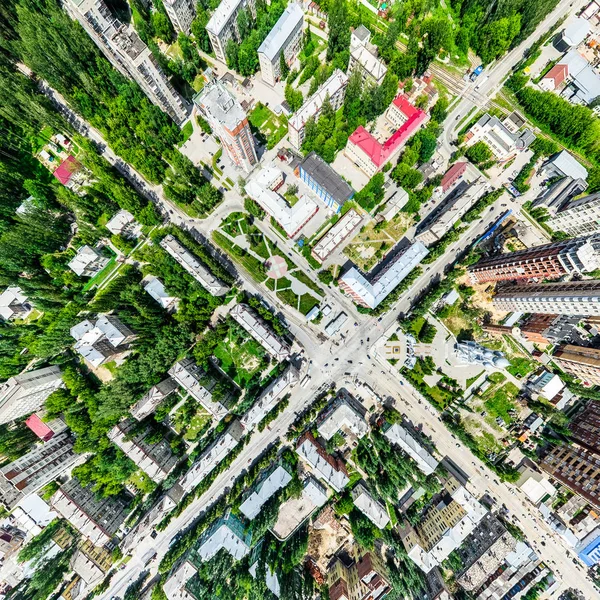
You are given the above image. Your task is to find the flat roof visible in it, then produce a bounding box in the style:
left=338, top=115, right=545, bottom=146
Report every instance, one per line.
left=300, top=152, right=354, bottom=205
left=194, top=81, right=246, bottom=130
left=258, top=3, right=303, bottom=62
left=206, top=0, right=246, bottom=37
left=312, top=209, right=362, bottom=262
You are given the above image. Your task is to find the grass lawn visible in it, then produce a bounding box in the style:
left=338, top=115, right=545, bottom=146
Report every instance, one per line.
left=466, top=372, right=484, bottom=388
left=128, top=470, right=156, bottom=494
left=192, top=74, right=206, bottom=92
left=213, top=330, right=267, bottom=387
left=482, top=382, right=519, bottom=424
left=83, top=254, right=119, bottom=292
left=248, top=103, right=288, bottom=149
left=32, top=125, right=53, bottom=154
left=183, top=412, right=212, bottom=442
left=179, top=121, right=194, bottom=145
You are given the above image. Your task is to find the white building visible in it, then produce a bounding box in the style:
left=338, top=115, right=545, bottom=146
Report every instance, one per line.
left=296, top=432, right=349, bottom=492
left=348, top=24, right=387, bottom=85
left=67, top=245, right=109, bottom=278
left=258, top=3, right=304, bottom=87
left=383, top=422, right=439, bottom=475
left=311, top=209, right=362, bottom=263
left=168, top=358, right=229, bottom=421
left=543, top=150, right=589, bottom=182
left=339, top=241, right=429, bottom=309
left=239, top=465, right=292, bottom=520
left=516, top=460, right=557, bottom=504
left=143, top=275, right=178, bottom=310
left=454, top=341, right=510, bottom=370
left=240, top=365, right=299, bottom=430
left=130, top=378, right=178, bottom=421
left=230, top=304, right=291, bottom=361
left=0, top=287, right=32, bottom=321
left=464, top=113, right=535, bottom=161
left=193, top=512, right=251, bottom=561
left=351, top=483, right=390, bottom=529
left=63, top=0, right=188, bottom=123
left=245, top=165, right=319, bottom=238
left=163, top=0, right=196, bottom=34
left=288, top=69, right=349, bottom=149
left=193, top=81, right=258, bottom=173
left=316, top=390, right=367, bottom=440
left=0, top=366, right=63, bottom=426
left=547, top=192, right=600, bottom=236
left=205, top=0, right=256, bottom=63
left=105, top=209, right=142, bottom=239
left=528, top=370, right=565, bottom=402
left=179, top=420, right=244, bottom=492
left=160, top=234, right=229, bottom=296
left=12, top=494, right=57, bottom=536
left=164, top=560, right=198, bottom=600
left=380, top=188, right=409, bottom=222
left=70, top=315, right=136, bottom=368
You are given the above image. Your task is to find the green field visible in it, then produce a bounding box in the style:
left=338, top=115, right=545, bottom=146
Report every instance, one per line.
left=248, top=103, right=288, bottom=149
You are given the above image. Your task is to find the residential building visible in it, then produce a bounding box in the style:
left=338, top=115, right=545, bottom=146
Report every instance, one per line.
left=239, top=464, right=292, bottom=520
left=529, top=370, right=566, bottom=403
left=143, top=275, right=178, bottom=310
left=258, top=3, right=304, bottom=86
left=440, top=162, right=468, bottom=193
left=12, top=494, right=57, bottom=537
left=67, top=245, right=109, bottom=278
left=554, top=344, right=600, bottom=386
left=164, top=559, right=198, bottom=600
left=348, top=24, right=387, bottom=86
left=560, top=48, right=600, bottom=105
left=345, top=95, right=428, bottom=177
left=351, top=483, right=389, bottom=529
left=328, top=551, right=391, bottom=600
left=0, top=287, right=32, bottom=321
left=193, top=81, right=258, bottom=172
left=63, top=0, right=187, bottom=123
left=230, top=304, right=291, bottom=360
left=540, top=63, right=569, bottom=91
left=400, top=477, right=487, bottom=573
left=288, top=70, right=349, bottom=150
left=542, top=150, right=589, bottom=182
left=558, top=18, right=590, bottom=49
left=160, top=234, right=229, bottom=296
left=163, top=0, right=195, bottom=34
left=518, top=313, right=582, bottom=346
left=400, top=71, right=440, bottom=109
left=240, top=365, right=299, bottom=430
left=130, top=378, right=178, bottom=421
left=108, top=419, right=178, bottom=483
left=547, top=192, right=600, bottom=236
left=189, top=512, right=251, bottom=562
left=417, top=180, right=486, bottom=246
left=296, top=151, right=355, bottom=212
left=464, top=113, right=535, bottom=161
left=380, top=188, right=409, bottom=221
left=311, top=209, right=362, bottom=263
left=179, top=419, right=244, bottom=492
left=70, top=315, right=136, bottom=368
left=205, top=0, right=256, bottom=63
left=577, top=530, right=600, bottom=566
left=0, top=526, right=25, bottom=561
left=532, top=176, right=588, bottom=214
left=105, top=209, right=142, bottom=239
left=0, top=432, right=78, bottom=510
left=296, top=432, right=349, bottom=492
left=245, top=165, right=319, bottom=238
left=0, top=366, right=63, bottom=425
left=568, top=401, right=600, bottom=453
left=468, top=234, right=600, bottom=284
left=25, top=412, right=67, bottom=442
left=383, top=422, right=438, bottom=475
left=51, top=478, right=131, bottom=546
left=249, top=555, right=280, bottom=598
left=316, top=389, right=367, bottom=441
left=69, top=540, right=112, bottom=586
left=168, top=358, right=230, bottom=420
left=339, top=241, right=429, bottom=309
left=493, top=280, right=600, bottom=315
left=53, top=156, right=87, bottom=191
left=516, top=459, right=557, bottom=504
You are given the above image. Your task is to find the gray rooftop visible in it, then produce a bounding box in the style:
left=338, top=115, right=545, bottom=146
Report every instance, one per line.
left=194, top=81, right=247, bottom=130
left=258, top=3, right=304, bottom=62
left=300, top=152, right=355, bottom=205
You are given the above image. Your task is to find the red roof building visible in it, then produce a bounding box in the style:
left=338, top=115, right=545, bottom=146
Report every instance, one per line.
left=25, top=414, right=55, bottom=442
left=540, top=64, right=568, bottom=91
left=441, top=162, right=467, bottom=192
left=53, top=156, right=82, bottom=186
left=345, top=95, right=428, bottom=177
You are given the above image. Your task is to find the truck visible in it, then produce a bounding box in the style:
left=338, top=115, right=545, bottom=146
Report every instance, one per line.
left=475, top=75, right=489, bottom=90
left=470, top=65, right=483, bottom=81
left=141, top=548, right=157, bottom=567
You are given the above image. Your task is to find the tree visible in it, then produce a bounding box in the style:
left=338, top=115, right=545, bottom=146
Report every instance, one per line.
left=465, top=141, right=493, bottom=165
left=279, top=51, right=290, bottom=79
left=284, top=84, right=303, bottom=112
left=417, top=17, right=453, bottom=73
left=326, top=0, right=351, bottom=63
left=431, top=97, right=449, bottom=123
left=225, top=39, right=239, bottom=71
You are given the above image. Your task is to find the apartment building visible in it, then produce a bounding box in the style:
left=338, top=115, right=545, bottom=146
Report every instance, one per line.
left=328, top=551, right=391, bottom=600
left=258, top=3, right=304, bottom=86
left=143, top=275, right=178, bottom=310
left=168, top=358, right=230, bottom=421
left=63, top=0, right=187, bottom=123
left=468, top=235, right=600, bottom=284
left=193, top=81, right=257, bottom=172
left=239, top=464, right=292, bottom=520
left=568, top=401, right=600, bottom=453
left=108, top=419, right=179, bottom=483
left=547, top=192, right=600, bottom=236
left=230, top=304, right=291, bottom=361
left=533, top=176, right=588, bottom=214
left=205, top=0, right=256, bottom=62
left=296, top=432, right=349, bottom=492
left=383, top=422, right=438, bottom=475
left=493, top=280, right=600, bottom=316
left=51, top=478, right=131, bottom=546
left=311, top=209, right=362, bottom=263
left=105, top=209, right=142, bottom=239
left=351, top=483, right=390, bottom=529
left=160, top=234, right=229, bottom=296
left=163, top=0, right=195, bottom=34
left=0, top=365, right=63, bottom=425
left=339, top=241, right=429, bottom=309
left=69, top=540, right=112, bottom=586
left=189, top=512, right=251, bottom=562
left=288, top=70, right=349, bottom=149
left=518, top=314, right=582, bottom=346
left=554, top=344, right=600, bottom=386
left=130, top=378, right=178, bottom=421
left=316, top=389, right=368, bottom=441
left=25, top=412, right=67, bottom=442
left=0, top=287, right=32, bottom=321
left=67, top=245, right=109, bottom=278
left=348, top=25, right=387, bottom=86
left=0, top=432, right=78, bottom=510
left=440, top=162, right=468, bottom=193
